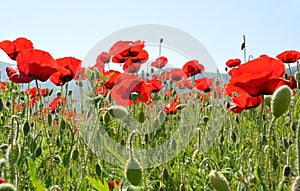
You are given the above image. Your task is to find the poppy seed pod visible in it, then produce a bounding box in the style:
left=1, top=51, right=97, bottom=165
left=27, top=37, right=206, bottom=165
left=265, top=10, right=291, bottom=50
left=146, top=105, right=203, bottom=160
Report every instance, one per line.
left=295, top=71, right=300, bottom=82
left=264, top=95, right=271, bottom=107
left=209, top=170, right=230, bottom=191
left=108, top=105, right=128, bottom=119
left=271, top=85, right=292, bottom=118
left=125, top=158, right=142, bottom=186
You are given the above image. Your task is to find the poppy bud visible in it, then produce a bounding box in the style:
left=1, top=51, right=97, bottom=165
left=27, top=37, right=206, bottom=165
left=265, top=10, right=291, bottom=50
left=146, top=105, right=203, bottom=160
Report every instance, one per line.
left=103, top=111, right=111, bottom=124
left=292, top=176, right=300, bottom=191
left=131, top=92, right=139, bottom=102
left=162, top=168, right=169, bottom=181
left=22, top=121, right=30, bottom=136
left=0, top=98, right=3, bottom=112
left=137, top=111, right=145, bottom=123
left=283, top=165, right=291, bottom=177
left=94, top=68, right=100, bottom=80
left=7, top=143, right=21, bottom=166
left=0, top=183, right=16, bottom=191
left=271, top=85, right=292, bottom=118
left=264, top=95, right=271, bottom=107
left=158, top=110, right=166, bottom=124
left=125, top=158, right=143, bottom=186
left=295, top=71, right=300, bottom=81
left=56, top=90, right=62, bottom=97
left=209, top=170, right=230, bottom=191
left=108, top=105, right=128, bottom=119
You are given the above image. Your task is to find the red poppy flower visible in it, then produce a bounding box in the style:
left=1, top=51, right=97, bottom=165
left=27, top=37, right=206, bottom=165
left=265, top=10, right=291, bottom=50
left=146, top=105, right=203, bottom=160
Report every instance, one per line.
left=25, top=87, right=51, bottom=108
left=147, top=79, right=163, bottom=92
left=0, top=37, right=33, bottom=60
left=16, top=49, right=58, bottom=82
left=6, top=66, right=34, bottom=83
left=276, top=50, right=300, bottom=63
left=227, top=55, right=290, bottom=96
left=111, top=74, right=153, bottom=106
left=26, top=87, right=51, bottom=98
left=165, top=68, right=185, bottom=82
left=0, top=82, right=7, bottom=91
left=50, top=57, right=82, bottom=86
left=151, top=56, right=168, bottom=69
left=230, top=93, right=262, bottom=113
left=182, top=60, right=205, bottom=77
left=110, top=40, right=148, bottom=64
left=108, top=180, right=120, bottom=191
left=90, top=52, right=111, bottom=72
left=195, top=78, right=214, bottom=93
left=49, top=96, right=67, bottom=114
left=164, top=100, right=181, bottom=115
left=225, top=58, right=241, bottom=68
left=176, top=79, right=193, bottom=89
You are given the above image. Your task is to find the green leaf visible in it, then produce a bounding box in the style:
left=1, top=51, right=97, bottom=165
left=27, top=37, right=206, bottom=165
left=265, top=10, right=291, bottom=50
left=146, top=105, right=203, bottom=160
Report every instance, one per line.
left=78, top=178, right=87, bottom=191
left=86, top=177, right=109, bottom=191
left=27, top=157, right=47, bottom=191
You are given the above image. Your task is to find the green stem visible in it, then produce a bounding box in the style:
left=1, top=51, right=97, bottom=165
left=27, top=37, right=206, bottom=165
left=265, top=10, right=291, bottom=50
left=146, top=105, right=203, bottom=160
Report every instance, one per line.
left=297, top=120, right=300, bottom=176
left=265, top=117, right=276, bottom=189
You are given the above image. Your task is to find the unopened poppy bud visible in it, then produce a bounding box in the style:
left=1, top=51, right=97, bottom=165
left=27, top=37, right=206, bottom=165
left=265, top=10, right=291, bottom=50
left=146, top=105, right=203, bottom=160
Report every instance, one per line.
left=283, top=165, right=291, bottom=177
left=125, top=158, right=143, bottom=186
left=22, top=121, right=30, bottom=136
left=56, top=90, right=62, bottom=97
left=103, top=111, right=111, bottom=124
left=7, top=143, right=21, bottom=166
left=295, top=71, right=300, bottom=81
left=209, top=170, right=230, bottom=191
left=94, top=68, right=100, bottom=80
left=292, top=176, right=300, bottom=191
left=108, top=105, right=128, bottom=119
left=0, top=183, right=16, bottom=191
left=138, top=111, right=145, bottom=123
left=162, top=168, right=169, bottom=181
left=271, top=85, right=292, bottom=118
left=264, top=95, right=271, bottom=107
left=0, top=98, right=3, bottom=112
left=158, top=110, right=166, bottom=124
left=131, top=92, right=139, bottom=102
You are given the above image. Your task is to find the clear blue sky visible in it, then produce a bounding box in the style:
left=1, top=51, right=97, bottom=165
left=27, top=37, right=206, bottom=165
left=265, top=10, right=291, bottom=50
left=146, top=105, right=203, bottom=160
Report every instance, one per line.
left=0, top=0, right=299, bottom=72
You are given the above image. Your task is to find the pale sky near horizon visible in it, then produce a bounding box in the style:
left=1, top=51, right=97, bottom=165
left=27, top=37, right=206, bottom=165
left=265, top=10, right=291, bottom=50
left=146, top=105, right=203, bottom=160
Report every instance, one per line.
left=0, top=0, right=299, bottom=73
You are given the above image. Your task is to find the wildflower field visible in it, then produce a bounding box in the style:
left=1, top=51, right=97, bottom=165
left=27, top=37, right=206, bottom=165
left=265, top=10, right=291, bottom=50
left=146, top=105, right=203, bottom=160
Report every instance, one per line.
left=0, top=36, right=300, bottom=191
